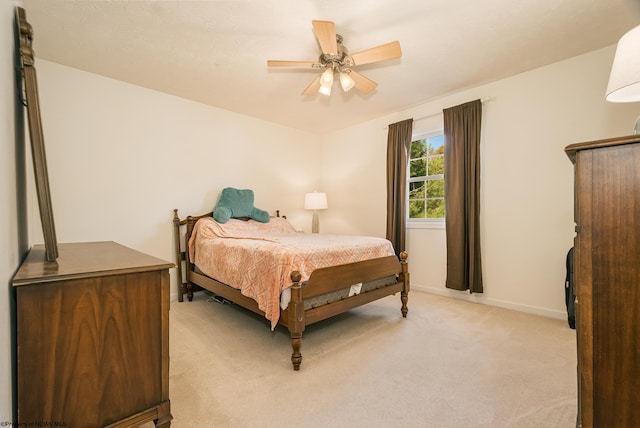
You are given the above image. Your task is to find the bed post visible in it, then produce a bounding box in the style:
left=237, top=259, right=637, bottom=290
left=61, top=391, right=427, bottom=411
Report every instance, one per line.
left=288, top=271, right=305, bottom=371
left=399, top=251, right=409, bottom=318
left=173, top=209, right=185, bottom=302
left=184, top=216, right=197, bottom=301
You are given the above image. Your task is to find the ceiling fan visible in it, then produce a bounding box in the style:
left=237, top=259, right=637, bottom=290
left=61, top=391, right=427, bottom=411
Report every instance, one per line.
left=267, top=20, right=402, bottom=96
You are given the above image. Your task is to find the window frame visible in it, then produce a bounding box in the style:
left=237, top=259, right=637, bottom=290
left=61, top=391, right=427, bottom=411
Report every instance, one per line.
left=406, top=129, right=445, bottom=228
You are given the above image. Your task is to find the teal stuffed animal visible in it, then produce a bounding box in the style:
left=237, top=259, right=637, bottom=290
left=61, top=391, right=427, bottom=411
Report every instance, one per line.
left=213, top=187, right=270, bottom=223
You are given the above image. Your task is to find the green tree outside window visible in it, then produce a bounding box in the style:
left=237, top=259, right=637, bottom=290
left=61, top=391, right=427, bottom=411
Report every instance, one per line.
left=408, top=134, right=445, bottom=219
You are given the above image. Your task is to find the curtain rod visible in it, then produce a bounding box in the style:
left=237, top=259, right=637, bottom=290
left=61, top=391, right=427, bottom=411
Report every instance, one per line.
left=383, top=97, right=493, bottom=130
left=412, top=97, right=494, bottom=122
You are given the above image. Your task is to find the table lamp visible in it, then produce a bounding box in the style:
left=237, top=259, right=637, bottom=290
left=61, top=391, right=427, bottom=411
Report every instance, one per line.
left=304, top=192, right=328, bottom=233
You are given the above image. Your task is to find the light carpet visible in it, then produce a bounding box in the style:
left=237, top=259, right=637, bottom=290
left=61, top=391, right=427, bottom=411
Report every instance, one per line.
left=151, top=291, right=577, bottom=427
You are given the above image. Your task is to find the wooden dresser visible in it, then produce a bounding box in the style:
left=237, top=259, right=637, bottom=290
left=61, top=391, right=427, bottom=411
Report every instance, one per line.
left=565, top=135, right=640, bottom=428
left=13, top=241, right=173, bottom=427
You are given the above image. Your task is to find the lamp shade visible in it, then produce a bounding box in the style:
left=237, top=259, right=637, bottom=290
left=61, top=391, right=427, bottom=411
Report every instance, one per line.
left=340, top=71, right=355, bottom=92
left=320, top=68, right=334, bottom=86
left=318, top=84, right=332, bottom=96
left=606, top=24, right=640, bottom=102
left=319, top=68, right=334, bottom=96
left=304, top=192, right=328, bottom=210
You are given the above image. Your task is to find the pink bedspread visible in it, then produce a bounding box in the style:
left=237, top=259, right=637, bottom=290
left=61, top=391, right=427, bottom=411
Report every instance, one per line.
left=188, top=217, right=395, bottom=329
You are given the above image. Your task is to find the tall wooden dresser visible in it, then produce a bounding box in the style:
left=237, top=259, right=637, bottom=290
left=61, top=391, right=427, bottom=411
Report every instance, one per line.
left=13, top=241, right=173, bottom=427
left=565, top=135, right=640, bottom=428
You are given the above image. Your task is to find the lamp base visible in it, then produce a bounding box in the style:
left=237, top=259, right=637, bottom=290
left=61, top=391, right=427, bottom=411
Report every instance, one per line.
left=311, top=211, right=319, bottom=233
left=634, top=114, right=640, bottom=135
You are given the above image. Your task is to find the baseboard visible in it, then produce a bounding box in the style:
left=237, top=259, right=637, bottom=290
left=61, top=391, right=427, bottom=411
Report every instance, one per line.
left=411, top=284, right=567, bottom=320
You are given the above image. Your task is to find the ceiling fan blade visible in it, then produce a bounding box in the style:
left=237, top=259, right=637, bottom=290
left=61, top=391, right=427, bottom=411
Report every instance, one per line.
left=267, top=60, right=317, bottom=68
left=301, top=75, right=321, bottom=96
left=312, top=20, right=338, bottom=55
left=348, top=70, right=378, bottom=94
left=349, top=41, right=402, bottom=66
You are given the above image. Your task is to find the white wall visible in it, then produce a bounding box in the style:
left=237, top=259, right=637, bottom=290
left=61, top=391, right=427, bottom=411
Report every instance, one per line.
left=31, top=60, right=322, bottom=299
left=320, top=45, right=640, bottom=318
left=2, top=0, right=26, bottom=422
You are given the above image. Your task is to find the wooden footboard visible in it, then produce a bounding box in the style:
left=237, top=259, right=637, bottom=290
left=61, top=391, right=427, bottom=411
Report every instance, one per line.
left=172, top=208, right=410, bottom=370
left=284, top=252, right=409, bottom=370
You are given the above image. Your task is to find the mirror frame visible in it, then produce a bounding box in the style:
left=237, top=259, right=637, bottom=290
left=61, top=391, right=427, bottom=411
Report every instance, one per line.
left=16, top=7, right=58, bottom=262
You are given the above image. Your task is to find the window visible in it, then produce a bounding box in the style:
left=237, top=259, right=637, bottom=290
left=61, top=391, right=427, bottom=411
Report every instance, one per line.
left=408, top=132, right=445, bottom=221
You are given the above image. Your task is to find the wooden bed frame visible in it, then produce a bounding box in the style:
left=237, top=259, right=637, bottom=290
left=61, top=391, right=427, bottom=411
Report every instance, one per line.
left=173, top=209, right=410, bottom=370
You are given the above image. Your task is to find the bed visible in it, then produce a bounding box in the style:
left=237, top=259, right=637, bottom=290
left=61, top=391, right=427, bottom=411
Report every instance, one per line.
left=173, top=209, right=409, bottom=370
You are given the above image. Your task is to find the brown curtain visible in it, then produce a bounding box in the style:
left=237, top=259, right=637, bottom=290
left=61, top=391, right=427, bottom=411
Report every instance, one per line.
left=443, top=100, right=483, bottom=293
left=386, top=118, right=413, bottom=255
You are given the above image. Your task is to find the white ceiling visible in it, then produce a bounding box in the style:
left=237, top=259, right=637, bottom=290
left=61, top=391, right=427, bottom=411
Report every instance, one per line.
left=21, top=0, right=640, bottom=135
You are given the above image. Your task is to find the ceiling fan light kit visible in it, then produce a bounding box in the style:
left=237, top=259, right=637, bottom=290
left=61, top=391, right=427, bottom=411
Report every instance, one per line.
left=267, top=20, right=402, bottom=97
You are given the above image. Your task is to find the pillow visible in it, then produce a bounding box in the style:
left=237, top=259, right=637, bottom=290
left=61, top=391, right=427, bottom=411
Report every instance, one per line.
left=213, top=187, right=270, bottom=224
